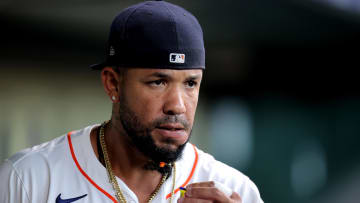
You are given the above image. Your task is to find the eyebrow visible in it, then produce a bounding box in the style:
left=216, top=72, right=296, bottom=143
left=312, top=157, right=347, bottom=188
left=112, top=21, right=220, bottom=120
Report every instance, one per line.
left=186, top=74, right=202, bottom=80
left=149, top=72, right=170, bottom=78
left=147, top=72, right=202, bottom=80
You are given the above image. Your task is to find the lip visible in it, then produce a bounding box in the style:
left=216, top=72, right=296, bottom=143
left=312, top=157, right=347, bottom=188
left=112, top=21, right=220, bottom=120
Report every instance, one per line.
left=154, top=126, right=187, bottom=139
left=157, top=123, right=185, bottom=130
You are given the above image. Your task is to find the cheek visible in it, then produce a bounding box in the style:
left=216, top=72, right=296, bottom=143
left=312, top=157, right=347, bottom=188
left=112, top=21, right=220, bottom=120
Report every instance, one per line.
left=185, top=95, right=199, bottom=122
left=127, top=91, right=163, bottom=121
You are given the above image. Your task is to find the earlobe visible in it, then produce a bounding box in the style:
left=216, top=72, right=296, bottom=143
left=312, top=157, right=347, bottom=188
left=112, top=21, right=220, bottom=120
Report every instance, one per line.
left=101, top=67, right=120, bottom=102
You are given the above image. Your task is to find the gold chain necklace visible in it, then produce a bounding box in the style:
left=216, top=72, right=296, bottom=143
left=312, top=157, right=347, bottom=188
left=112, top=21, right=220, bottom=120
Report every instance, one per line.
left=99, top=121, right=176, bottom=203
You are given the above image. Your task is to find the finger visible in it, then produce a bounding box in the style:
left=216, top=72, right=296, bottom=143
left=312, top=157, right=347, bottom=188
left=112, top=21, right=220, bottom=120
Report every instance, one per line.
left=178, top=197, right=212, bottom=203
left=230, top=192, right=242, bottom=202
left=185, top=186, right=229, bottom=202
left=187, top=181, right=216, bottom=188
left=187, top=181, right=233, bottom=198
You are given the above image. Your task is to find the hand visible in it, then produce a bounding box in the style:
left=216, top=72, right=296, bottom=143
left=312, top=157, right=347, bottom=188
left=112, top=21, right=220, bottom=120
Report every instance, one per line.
left=177, top=181, right=242, bottom=203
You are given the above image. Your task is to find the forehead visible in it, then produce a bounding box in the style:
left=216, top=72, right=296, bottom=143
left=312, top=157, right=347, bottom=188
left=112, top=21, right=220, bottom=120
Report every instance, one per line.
left=125, top=68, right=203, bottom=79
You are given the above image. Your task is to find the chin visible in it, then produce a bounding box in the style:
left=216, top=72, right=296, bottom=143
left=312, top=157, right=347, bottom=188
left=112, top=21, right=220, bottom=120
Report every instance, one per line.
left=152, top=130, right=188, bottom=147
left=155, top=139, right=182, bottom=151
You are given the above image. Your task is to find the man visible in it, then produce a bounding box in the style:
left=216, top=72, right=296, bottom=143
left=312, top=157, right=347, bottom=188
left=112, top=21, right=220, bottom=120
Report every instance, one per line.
left=0, top=1, right=263, bottom=202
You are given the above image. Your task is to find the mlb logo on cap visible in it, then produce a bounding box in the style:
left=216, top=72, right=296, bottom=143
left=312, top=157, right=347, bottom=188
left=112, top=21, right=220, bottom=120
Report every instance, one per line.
left=169, top=53, right=185, bottom=64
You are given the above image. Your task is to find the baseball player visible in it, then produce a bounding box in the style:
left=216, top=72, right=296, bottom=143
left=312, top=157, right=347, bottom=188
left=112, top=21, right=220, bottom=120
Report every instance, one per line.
left=0, top=1, right=264, bottom=203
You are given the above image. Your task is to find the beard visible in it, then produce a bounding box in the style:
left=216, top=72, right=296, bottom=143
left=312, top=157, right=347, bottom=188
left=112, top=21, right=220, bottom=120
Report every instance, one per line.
left=117, top=94, right=192, bottom=175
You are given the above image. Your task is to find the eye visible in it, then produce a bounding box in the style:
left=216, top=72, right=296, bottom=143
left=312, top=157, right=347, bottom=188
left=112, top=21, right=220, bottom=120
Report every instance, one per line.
left=185, top=80, right=198, bottom=88
left=148, top=79, right=166, bottom=87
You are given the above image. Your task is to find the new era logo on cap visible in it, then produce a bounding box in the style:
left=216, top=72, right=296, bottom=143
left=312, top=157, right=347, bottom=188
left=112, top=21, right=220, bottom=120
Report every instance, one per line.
left=109, top=46, right=115, bottom=56
left=169, top=53, right=185, bottom=64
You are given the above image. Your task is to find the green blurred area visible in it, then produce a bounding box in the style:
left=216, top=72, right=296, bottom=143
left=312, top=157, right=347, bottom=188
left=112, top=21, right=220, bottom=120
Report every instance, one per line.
left=1, top=0, right=360, bottom=203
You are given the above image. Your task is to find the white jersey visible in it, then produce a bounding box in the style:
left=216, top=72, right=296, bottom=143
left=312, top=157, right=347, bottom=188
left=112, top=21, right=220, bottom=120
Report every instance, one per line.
left=0, top=124, right=263, bottom=203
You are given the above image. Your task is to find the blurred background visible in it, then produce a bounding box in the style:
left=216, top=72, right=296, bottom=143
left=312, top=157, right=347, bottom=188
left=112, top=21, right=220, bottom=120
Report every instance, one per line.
left=1, top=0, right=360, bottom=202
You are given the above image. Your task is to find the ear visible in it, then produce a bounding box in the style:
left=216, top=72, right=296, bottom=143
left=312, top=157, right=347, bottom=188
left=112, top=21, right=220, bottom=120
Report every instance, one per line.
left=101, top=67, right=121, bottom=102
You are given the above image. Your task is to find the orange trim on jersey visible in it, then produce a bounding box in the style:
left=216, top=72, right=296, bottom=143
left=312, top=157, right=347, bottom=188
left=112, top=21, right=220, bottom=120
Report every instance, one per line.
left=67, top=132, right=118, bottom=203
left=166, top=144, right=199, bottom=199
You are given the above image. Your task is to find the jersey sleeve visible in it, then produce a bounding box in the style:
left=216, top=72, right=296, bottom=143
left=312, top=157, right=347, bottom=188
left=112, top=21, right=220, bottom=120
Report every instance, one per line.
left=240, top=176, right=264, bottom=203
left=0, top=160, right=31, bottom=203
left=192, top=147, right=264, bottom=203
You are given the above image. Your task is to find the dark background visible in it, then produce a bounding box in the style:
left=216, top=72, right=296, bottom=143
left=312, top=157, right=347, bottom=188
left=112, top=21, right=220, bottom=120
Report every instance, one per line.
left=1, top=0, right=360, bottom=202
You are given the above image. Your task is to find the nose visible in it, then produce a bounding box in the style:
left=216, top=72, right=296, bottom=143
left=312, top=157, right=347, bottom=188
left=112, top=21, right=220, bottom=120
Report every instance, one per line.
left=163, top=87, right=186, bottom=115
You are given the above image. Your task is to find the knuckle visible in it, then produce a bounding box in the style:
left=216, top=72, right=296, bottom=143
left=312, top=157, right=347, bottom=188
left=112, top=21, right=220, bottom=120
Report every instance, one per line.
left=208, top=181, right=215, bottom=187
left=230, top=192, right=242, bottom=202
left=213, top=188, right=223, bottom=197
left=187, top=183, right=196, bottom=188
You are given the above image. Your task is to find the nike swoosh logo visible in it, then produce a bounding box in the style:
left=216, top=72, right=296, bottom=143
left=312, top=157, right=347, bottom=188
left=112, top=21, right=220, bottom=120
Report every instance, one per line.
left=56, top=193, right=87, bottom=203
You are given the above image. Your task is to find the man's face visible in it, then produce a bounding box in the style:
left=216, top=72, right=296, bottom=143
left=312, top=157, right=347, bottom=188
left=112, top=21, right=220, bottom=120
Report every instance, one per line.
left=117, top=68, right=203, bottom=163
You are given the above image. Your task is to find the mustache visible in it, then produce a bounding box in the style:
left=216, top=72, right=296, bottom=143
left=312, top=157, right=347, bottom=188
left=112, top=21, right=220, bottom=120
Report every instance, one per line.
left=151, top=115, right=190, bottom=131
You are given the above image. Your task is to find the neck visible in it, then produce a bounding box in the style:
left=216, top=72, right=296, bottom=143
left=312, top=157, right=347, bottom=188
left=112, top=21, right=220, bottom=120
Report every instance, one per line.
left=91, top=121, right=161, bottom=176
left=90, top=121, right=164, bottom=201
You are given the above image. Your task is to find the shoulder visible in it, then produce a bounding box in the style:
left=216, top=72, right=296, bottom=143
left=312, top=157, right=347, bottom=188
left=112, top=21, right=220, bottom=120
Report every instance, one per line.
left=0, top=124, right=95, bottom=179
left=5, top=124, right=96, bottom=171
left=0, top=124, right=97, bottom=202
left=186, top=145, right=263, bottom=203
left=0, top=133, right=70, bottom=193
left=6, top=134, right=68, bottom=170
left=0, top=134, right=68, bottom=202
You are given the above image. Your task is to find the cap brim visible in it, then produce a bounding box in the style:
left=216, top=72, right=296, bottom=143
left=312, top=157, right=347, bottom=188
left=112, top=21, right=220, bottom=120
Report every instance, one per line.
left=90, top=62, right=107, bottom=70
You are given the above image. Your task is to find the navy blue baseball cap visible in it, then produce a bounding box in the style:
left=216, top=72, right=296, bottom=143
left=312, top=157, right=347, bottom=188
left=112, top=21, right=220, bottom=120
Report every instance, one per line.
left=91, top=0, right=205, bottom=70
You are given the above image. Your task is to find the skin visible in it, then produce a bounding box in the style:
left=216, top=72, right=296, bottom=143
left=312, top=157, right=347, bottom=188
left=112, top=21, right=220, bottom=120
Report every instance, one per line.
left=178, top=182, right=242, bottom=203
left=89, top=67, right=241, bottom=203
